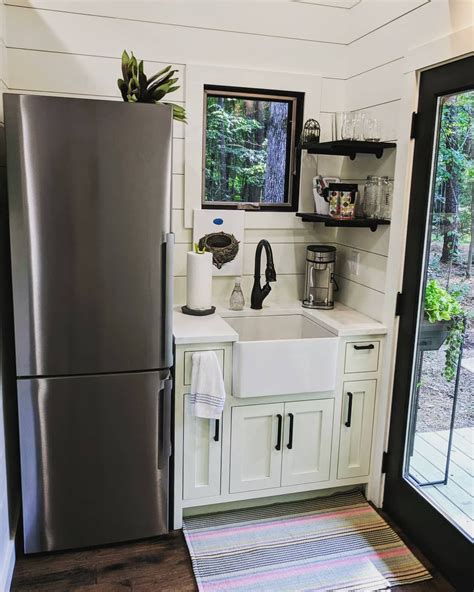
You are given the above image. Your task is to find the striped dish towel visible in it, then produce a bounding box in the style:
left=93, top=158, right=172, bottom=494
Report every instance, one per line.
left=190, top=351, right=226, bottom=419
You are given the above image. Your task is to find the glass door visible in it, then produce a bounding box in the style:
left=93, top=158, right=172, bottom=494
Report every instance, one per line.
left=405, top=87, right=473, bottom=535
left=384, top=57, right=473, bottom=592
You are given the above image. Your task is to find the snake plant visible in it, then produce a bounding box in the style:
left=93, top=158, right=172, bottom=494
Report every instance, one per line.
left=117, top=50, right=186, bottom=122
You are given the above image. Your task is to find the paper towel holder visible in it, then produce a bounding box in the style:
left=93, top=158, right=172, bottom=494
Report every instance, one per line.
left=181, top=305, right=216, bottom=316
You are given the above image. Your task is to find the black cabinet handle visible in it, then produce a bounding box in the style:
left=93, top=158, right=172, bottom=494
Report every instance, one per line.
left=353, top=343, right=375, bottom=350
left=213, top=419, right=220, bottom=442
left=287, top=413, right=294, bottom=450
left=345, top=392, right=353, bottom=428
left=275, top=414, right=283, bottom=450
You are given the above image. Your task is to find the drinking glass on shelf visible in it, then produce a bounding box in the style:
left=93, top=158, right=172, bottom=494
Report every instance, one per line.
left=363, top=115, right=382, bottom=142
left=331, top=112, right=344, bottom=141
left=341, top=112, right=355, bottom=140
left=353, top=111, right=364, bottom=140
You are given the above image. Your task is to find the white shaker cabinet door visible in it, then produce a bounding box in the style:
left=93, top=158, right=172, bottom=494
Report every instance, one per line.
left=183, top=395, right=222, bottom=500
left=281, top=399, right=334, bottom=487
left=338, top=380, right=376, bottom=479
left=230, top=403, right=284, bottom=494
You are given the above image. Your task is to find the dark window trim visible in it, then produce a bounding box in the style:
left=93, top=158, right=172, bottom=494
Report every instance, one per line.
left=202, top=84, right=304, bottom=212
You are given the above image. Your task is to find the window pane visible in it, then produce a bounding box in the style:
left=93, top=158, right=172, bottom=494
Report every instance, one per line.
left=203, top=91, right=294, bottom=206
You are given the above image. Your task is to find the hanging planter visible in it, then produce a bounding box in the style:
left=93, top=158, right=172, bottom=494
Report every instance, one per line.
left=419, top=318, right=452, bottom=352
left=422, top=279, right=467, bottom=381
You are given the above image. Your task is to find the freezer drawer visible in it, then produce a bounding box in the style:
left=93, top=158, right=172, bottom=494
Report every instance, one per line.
left=18, top=371, right=172, bottom=553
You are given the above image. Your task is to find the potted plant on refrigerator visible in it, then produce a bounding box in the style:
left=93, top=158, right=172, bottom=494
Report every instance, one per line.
left=421, top=279, right=466, bottom=381
left=117, top=50, right=186, bottom=122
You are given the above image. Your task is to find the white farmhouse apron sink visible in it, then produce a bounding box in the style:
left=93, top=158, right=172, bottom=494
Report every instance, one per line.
left=225, top=314, right=338, bottom=398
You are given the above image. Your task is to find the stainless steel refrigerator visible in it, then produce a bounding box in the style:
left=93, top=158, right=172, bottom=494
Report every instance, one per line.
left=4, top=94, right=174, bottom=553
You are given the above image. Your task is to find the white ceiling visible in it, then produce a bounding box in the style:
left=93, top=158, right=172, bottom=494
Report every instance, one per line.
left=4, top=0, right=430, bottom=45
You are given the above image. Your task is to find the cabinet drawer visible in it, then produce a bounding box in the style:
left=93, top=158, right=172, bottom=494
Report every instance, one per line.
left=344, top=341, right=380, bottom=374
left=183, top=349, right=225, bottom=386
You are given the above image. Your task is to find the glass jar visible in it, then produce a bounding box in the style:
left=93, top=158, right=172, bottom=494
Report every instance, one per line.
left=363, top=176, right=376, bottom=218
left=355, top=185, right=364, bottom=217
left=329, top=188, right=340, bottom=217
left=381, top=176, right=394, bottom=220
left=372, top=176, right=383, bottom=219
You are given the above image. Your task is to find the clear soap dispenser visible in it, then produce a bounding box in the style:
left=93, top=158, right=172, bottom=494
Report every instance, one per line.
left=229, top=277, right=245, bottom=311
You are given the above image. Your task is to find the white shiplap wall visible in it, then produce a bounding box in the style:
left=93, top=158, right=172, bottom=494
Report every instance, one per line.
left=1, top=1, right=352, bottom=309
left=3, top=1, right=465, bottom=315
left=330, top=0, right=474, bottom=322
left=0, top=1, right=470, bottom=315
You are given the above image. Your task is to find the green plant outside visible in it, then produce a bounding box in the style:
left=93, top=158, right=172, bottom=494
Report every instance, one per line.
left=204, top=96, right=289, bottom=204
left=424, top=279, right=466, bottom=381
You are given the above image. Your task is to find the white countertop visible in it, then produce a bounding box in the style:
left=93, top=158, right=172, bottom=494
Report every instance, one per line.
left=173, top=302, right=386, bottom=345
left=173, top=307, right=238, bottom=345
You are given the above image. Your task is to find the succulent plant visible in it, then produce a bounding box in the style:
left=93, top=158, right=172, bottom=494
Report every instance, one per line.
left=117, top=50, right=186, bottom=122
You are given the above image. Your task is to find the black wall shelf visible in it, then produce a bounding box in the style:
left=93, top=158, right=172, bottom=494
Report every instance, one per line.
left=301, top=140, right=396, bottom=160
left=296, top=213, right=390, bottom=232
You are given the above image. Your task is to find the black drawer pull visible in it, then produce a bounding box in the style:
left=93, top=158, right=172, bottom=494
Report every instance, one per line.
left=287, top=413, right=294, bottom=450
left=345, top=392, right=353, bottom=428
left=213, top=419, right=220, bottom=442
left=275, top=414, right=283, bottom=450
left=354, top=344, right=375, bottom=350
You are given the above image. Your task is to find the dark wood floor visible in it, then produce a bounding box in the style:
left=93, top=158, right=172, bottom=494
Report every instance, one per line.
left=11, top=515, right=455, bottom=592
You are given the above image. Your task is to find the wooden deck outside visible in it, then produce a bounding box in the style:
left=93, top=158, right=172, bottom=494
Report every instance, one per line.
left=409, top=427, right=474, bottom=539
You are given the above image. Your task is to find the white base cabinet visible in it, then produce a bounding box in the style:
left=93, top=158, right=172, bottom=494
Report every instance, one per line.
left=338, top=380, right=376, bottom=479
left=230, top=399, right=334, bottom=493
left=173, top=335, right=383, bottom=529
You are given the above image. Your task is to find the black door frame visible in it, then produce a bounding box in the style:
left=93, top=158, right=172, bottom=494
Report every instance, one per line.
left=384, top=56, right=474, bottom=591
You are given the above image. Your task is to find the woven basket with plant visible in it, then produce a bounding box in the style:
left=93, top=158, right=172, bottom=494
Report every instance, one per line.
left=198, top=232, right=240, bottom=270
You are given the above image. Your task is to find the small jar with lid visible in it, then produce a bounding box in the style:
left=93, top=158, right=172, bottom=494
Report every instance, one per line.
left=328, top=183, right=357, bottom=219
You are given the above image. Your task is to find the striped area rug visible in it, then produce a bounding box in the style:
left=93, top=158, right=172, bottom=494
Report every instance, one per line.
left=183, top=490, right=432, bottom=591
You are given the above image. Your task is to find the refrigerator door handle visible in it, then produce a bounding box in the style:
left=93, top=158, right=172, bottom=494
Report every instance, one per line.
left=158, top=377, right=173, bottom=469
left=164, top=232, right=175, bottom=369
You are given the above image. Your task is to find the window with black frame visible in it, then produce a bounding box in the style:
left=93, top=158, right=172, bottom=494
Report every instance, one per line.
left=202, top=85, right=304, bottom=211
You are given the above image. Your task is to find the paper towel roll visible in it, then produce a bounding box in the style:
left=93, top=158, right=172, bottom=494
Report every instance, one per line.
left=186, top=252, right=213, bottom=310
